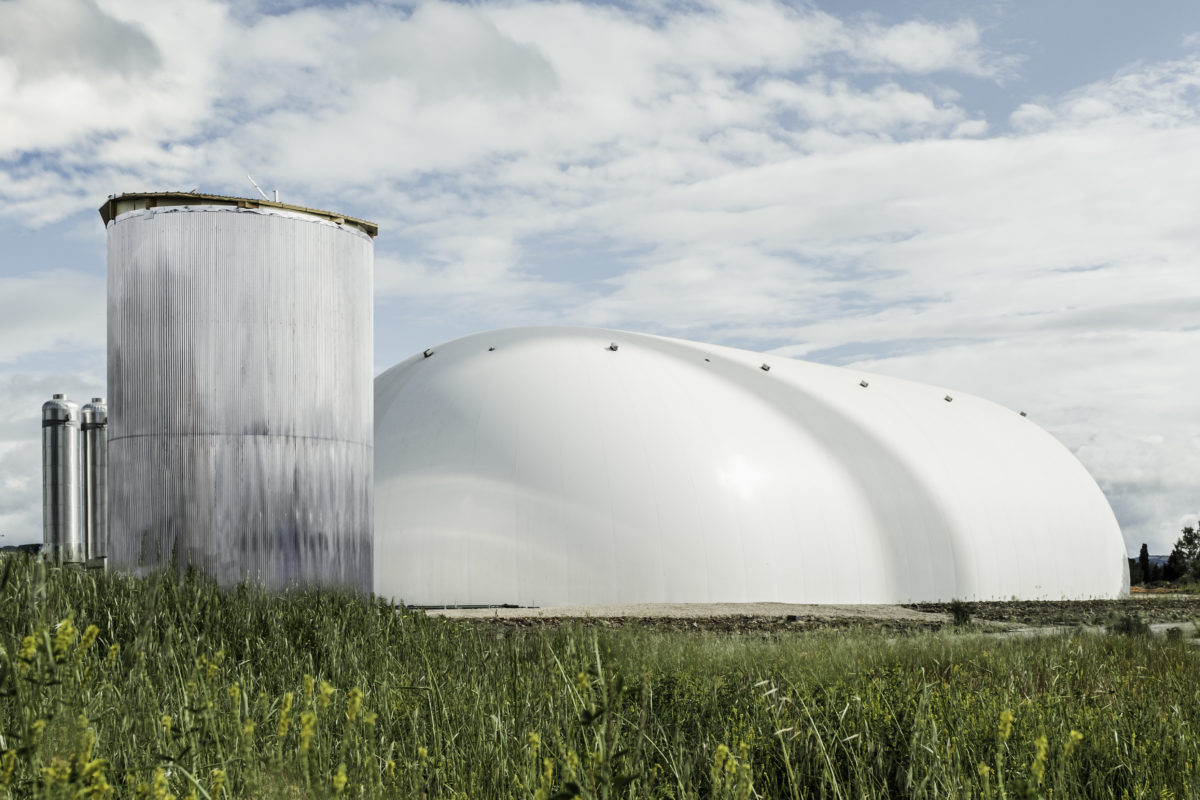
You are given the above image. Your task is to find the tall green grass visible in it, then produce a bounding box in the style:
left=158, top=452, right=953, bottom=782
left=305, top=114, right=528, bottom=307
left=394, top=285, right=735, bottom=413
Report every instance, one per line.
left=1, top=553, right=1197, bottom=799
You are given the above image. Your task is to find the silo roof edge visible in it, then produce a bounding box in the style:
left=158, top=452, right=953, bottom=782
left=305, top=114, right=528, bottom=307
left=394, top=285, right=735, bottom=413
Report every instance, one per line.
left=98, top=192, right=379, bottom=238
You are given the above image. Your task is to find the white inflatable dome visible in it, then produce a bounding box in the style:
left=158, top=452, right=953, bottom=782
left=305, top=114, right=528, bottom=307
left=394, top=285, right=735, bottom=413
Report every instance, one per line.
left=374, top=327, right=1128, bottom=605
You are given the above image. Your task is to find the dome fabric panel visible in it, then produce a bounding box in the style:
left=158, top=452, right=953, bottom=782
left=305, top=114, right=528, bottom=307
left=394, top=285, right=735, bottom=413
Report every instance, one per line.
left=374, top=327, right=1128, bottom=606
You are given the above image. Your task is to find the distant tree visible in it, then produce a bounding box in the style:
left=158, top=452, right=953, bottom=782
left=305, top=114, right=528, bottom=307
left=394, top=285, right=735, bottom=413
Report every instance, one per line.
left=1164, top=549, right=1187, bottom=582
left=1178, top=525, right=1200, bottom=575
left=1138, top=543, right=1151, bottom=585
left=1128, top=557, right=1143, bottom=585
left=1166, top=524, right=1200, bottom=582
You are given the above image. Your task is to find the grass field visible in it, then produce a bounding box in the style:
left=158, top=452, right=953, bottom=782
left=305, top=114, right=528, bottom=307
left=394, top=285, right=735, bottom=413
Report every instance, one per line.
left=1, top=554, right=1197, bottom=799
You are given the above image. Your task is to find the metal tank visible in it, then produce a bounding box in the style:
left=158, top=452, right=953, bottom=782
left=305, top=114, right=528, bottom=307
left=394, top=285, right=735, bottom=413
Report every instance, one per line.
left=82, top=397, right=108, bottom=569
left=100, top=192, right=376, bottom=591
left=42, top=394, right=84, bottom=564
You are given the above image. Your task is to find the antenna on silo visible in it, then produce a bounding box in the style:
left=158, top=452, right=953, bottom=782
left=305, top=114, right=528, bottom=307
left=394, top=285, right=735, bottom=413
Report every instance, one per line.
left=246, top=175, right=270, bottom=201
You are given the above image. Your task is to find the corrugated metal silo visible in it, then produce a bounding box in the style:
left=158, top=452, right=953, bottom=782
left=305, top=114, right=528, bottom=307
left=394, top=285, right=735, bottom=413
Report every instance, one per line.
left=100, top=192, right=376, bottom=591
left=42, top=393, right=84, bottom=564
left=82, top=397, right=108, bottom=569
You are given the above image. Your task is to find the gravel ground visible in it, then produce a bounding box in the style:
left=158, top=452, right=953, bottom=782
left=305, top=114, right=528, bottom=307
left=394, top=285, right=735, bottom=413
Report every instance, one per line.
left=420, top=596, right=1200, bottom=635
left=428, top=602, right=940, bottom=622
left=423, top=602, right=949, bottom=633
left=906, top=597, right=1200, bottom=626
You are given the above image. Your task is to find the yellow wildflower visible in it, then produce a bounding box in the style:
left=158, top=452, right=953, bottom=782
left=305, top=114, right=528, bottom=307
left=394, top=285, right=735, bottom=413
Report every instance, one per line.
left=42, top=757, right=71, bottom=784
left=151, top=767, right=169, bottom=800
left=53, top=616, right=77, bottom=662
left=0, top=751, right=16, bottom=788
left=332, top=763, right=348, bottom=794
left=17, top=633, right=37, bottom=673
left=228, top=683, right=240, bottom=702
left=210, top=768, right=226, bottom=799
left=205, top=652, right=221, bottom=681
left=528, top=732, right=541, bottom=756
left=998, top=709, right=1014, bottom=742
left=76, top=624, right=100, bottom=662
left=82, top=758, right=112, bottom=798
left=303, top=673, right=315, bottom=704
left=363, top=711, right=377, bottom=726
left=1065, top=729, right=1084, bottom=756
left=160, top=715, right=173, bottom=735
left=712, top=743, right=731, bottom=786
left=278, top=692, right=294, bottom=738
left=346, top=688, right=363, bottom=722
left=318, top=681, right=336, bottom=709
left=1030, top=734, right=1049, bottom=786
left=299, top=711, right=316, bottom=754
left=19, top=634, right=38, bottom=659
left=76, top=723, right=97, bottom=770
left=105, top=643, right=120, bottom=668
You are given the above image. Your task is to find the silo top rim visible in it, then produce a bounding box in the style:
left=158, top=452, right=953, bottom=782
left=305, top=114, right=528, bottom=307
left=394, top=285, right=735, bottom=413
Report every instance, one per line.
left=98, top=192, right=378, bottom=238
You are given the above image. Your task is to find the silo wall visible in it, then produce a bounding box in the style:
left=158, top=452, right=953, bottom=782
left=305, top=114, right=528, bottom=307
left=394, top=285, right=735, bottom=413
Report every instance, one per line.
left=42, top=394, right=83, bottom=564
left=82, top=397, right=108, bottom=568
left=106, top=201, right=373, bottom=591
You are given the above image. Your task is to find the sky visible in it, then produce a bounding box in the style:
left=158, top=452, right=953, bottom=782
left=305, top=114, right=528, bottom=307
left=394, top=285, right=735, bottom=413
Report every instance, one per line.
left=1, top=0, right=1197, bottom=555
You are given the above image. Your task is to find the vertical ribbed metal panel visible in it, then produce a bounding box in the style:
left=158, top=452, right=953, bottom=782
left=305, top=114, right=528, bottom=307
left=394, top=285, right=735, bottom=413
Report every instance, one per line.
left=106, top=204, right=374, bottom=592
left=82, top=397, right=108, bottom=568
left=42, top=394, right=84, bottom=563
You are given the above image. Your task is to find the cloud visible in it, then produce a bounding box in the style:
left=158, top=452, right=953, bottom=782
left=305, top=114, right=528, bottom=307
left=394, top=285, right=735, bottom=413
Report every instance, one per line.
left=0, top=269, right=105, bottom=363
left=1010, top=54, right=1200, bottom=133
left=1, top=0, right=1003, bottom=222
left=0, top=0, right=160, bottom=82
left=0, top=0, right=228, bottom=224
left=852, top=18, right=1012, bottom=77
